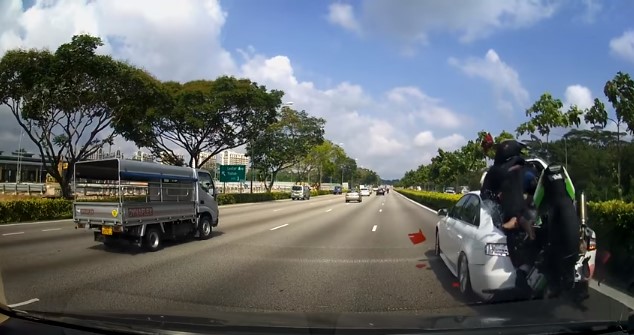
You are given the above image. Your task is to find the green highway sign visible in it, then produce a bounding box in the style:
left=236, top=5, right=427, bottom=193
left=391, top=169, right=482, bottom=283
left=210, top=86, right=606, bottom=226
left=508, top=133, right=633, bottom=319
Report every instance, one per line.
left=219, top=165, right=246, bottom=182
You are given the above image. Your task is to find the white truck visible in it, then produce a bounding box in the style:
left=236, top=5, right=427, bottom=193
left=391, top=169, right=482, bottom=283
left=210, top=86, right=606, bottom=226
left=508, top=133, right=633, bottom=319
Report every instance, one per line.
left=73, top=158, right=219, bottom=251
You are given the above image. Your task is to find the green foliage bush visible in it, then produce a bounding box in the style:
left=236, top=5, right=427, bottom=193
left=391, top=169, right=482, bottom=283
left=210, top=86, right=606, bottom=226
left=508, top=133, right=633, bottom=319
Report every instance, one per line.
left=396, top=189, right=634, bottom=284
left=0, top=198, right=73, bottom=223
left=0, top=191, right=333, bottom=223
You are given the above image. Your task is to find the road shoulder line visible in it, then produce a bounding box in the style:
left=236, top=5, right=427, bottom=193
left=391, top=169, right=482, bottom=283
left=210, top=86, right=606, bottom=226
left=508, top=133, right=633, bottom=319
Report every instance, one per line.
left=394, top=191, right=436, bottom=213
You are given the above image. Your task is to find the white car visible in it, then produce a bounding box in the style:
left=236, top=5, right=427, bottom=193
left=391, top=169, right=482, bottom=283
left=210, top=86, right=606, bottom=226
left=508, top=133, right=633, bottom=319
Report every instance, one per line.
left=360, top=188, right=371, bottom=196
left=434, top=191, right=596, bottom=302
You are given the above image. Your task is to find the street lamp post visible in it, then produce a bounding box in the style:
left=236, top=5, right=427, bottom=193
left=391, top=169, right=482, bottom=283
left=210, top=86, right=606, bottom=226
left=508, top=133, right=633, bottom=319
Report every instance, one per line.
left=16, top=129, right=25, bottom=184
left=250, top=140, right=254, bottom=194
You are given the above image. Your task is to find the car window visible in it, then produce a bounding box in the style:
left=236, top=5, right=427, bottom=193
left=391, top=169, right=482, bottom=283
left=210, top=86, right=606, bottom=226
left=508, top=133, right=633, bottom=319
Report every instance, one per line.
left=460, top=195, right=480, bottom=226
left=198, top=172, right=213, bottom=193
left=292, top=186, right=302, bottom=191
left=449, top=195, right=469, bottom=218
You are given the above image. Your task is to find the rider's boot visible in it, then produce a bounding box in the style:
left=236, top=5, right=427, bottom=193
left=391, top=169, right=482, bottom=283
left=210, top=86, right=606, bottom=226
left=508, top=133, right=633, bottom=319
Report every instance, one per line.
left=515, top=265, right=532, bottom=298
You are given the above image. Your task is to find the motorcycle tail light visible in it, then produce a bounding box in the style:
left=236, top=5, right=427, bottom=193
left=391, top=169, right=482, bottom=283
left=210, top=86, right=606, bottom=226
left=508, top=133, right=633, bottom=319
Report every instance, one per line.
left=588, top=237, right=596, bottom=251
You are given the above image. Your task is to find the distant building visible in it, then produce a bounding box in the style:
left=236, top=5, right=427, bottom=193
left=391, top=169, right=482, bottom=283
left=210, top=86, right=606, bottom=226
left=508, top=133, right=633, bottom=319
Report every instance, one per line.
left=197, top=151, right=218, bottom=171
left=219, top=150, right=250, bottom=169
left=132, top=150, right=155, bottom=162
left=0, top=150, right=46, bottom=183
left=85, top=147, right=124, bottom=160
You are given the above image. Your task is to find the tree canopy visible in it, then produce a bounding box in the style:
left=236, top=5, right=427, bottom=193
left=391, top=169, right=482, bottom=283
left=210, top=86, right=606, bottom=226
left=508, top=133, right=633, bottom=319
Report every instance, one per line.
left=131, top=76, right=284, bottom=168
left=0, top=34, right=167, bottom=198
left=246, top=107, right=326, bottom=191
left=397, top=71, right=634, bottom=202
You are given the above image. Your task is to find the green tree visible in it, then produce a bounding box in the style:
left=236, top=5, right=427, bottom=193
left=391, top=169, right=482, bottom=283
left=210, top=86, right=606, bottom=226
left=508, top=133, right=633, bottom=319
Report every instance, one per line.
left=247, top=107, right=325, bottom=192
left=302, top=140, right=347, bottom=189
left=134, top=76, right=284, bottom=168
left=0, top=34, right=166, bottom=198
left=516, top=93, right=581, bottom=142
left=601, top=72, right=634, bottom=197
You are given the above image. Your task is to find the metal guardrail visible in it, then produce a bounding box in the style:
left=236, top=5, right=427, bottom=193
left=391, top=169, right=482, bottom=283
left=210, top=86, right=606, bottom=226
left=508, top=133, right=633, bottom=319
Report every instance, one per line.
left=0, top=181, right=344, bottom=196
left=0, top=183, right=46, bottom=195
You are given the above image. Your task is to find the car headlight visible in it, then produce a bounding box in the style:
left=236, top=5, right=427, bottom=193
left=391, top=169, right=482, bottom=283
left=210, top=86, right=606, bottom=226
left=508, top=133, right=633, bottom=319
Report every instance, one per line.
left=485, top=243, right=509, bottom=257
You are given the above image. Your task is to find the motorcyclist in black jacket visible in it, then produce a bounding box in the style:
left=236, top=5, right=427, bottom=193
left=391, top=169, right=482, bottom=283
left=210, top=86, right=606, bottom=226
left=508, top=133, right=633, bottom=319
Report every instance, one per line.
left=480, top=135, right=537, bottom=294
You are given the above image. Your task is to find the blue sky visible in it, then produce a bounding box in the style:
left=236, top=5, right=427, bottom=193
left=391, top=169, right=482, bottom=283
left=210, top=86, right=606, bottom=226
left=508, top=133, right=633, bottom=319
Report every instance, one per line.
left=222, top=0, right=634, bottom=134
left=1, top=0, right=634, bottom=178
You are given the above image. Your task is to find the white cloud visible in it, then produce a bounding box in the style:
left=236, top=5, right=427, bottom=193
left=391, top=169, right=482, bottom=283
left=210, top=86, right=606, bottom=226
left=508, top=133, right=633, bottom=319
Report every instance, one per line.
left=0, top=0, right=235, bottom=82
left=414, top=131, right=435, bottom=147
left=0, top=0, right=473, bottom=179
left=386, top=87, right=462, bottom=129
left=564, top=85, right=593, bottom=110
left=579, top=0, right=602, bottom=23
left=332, top=0, right=557, bottom=53
left=609, top=30, right=634, bottom=64
left=449, top=49, right=529, bottom=114
left=413, top=131, right=466, bottom=152
left=327, top=3, right=361, bottom=34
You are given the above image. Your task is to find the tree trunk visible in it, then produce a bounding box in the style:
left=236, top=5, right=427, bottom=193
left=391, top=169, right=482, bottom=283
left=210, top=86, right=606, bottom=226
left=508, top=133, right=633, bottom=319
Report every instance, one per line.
left=268, top=171, right=279, bottom=192
left=61, top=164, right=75, bottom=200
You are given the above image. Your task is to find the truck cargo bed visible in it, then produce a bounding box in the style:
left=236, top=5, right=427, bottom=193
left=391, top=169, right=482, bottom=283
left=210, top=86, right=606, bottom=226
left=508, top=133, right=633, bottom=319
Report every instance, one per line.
left=73, top=201, right=197, bottom=226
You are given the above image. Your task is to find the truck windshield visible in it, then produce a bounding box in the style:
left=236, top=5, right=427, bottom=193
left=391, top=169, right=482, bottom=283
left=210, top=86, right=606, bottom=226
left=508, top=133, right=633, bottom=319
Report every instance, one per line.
left=292, top=186, right=302, bottom=191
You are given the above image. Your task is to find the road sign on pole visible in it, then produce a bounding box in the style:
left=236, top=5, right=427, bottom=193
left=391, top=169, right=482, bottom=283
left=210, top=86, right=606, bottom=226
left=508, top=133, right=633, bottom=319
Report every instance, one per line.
left=219, top=165, right=246, bottom=183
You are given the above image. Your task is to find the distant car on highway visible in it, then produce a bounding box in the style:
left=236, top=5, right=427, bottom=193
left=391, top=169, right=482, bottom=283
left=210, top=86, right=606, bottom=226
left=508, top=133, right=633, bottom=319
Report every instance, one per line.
left=376, top=187, right=385, bottom=195
left=372, top=186, right=379, bottom=192
left=360, top=187, right=371, bottom=196
left=444, top=187, right=456, bottom=194
left=345, top=189, right=362, bottom=203
left=291, top=185, right=311, bottom=200
left=333, top=185, right=343, bottom=195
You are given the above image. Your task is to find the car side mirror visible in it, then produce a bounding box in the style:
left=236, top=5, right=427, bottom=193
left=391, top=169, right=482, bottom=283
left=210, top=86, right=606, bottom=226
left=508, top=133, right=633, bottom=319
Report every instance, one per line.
left=437, top=208, right=448, bottom=217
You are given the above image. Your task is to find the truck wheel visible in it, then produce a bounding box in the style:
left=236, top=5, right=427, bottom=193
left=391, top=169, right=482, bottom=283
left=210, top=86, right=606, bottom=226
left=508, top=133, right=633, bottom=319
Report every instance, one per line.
left=144, top=226, right=162, bottom=252
left=198, top=216, right=213, bottom=240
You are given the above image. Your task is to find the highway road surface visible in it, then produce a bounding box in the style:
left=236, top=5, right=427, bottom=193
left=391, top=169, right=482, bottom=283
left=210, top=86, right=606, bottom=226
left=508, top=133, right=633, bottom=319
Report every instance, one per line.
left=0, top=192, right=630, bottom=324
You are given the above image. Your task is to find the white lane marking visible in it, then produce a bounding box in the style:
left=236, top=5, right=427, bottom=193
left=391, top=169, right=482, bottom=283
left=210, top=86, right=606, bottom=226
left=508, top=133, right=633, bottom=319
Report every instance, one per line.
left=346, top=203, right=350, bottom=206
left=394, top=191, right=435, bottom=213
left=379, top=209, right=383, bottom=213
left=0, top=219, right=72, bottom=227
left=382, top=202, right=384, bottom=206
left=270, top=224, right=289, bottom=231
left=2, top=232, right=24, bottom=236
left=42, top=228, right=62, bottom=232
left=590, top=280, right=634, bottom=310
left=8, top=298, right=39, bottom=308
left=372, top=225, right=378, bottom=232
left=326, top=208, right=333, bottom=212
left=273, top=208, right=283, bottom=212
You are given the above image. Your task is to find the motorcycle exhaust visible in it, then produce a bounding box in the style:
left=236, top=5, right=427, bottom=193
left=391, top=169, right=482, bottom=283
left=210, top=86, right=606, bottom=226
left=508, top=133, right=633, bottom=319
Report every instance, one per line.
left=579, top=192, right=587, bottom=228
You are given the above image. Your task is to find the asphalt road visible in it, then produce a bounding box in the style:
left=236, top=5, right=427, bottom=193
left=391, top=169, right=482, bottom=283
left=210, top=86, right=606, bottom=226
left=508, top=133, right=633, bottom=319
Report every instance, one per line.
left=0, top=192, right=630, bottom=324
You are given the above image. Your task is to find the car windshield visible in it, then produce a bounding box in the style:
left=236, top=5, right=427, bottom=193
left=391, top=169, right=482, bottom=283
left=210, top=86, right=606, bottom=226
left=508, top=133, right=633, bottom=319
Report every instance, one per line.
left=0, top=2, right=632, bottom=334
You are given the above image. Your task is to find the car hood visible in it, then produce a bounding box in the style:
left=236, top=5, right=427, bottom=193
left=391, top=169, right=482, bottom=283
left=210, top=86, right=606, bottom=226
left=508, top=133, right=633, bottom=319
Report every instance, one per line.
left=5, top=309, right=618, bottom=334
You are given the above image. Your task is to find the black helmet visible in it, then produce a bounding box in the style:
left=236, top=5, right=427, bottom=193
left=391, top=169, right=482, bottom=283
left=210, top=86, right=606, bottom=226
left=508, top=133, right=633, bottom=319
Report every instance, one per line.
left=493, top=139, right=526, bottom=165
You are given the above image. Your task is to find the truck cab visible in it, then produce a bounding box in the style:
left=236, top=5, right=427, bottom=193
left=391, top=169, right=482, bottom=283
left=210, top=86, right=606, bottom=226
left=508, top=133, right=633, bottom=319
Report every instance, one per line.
left=195, top=169, right=219, bottom=227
